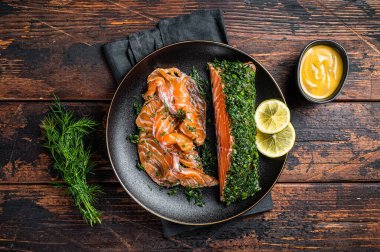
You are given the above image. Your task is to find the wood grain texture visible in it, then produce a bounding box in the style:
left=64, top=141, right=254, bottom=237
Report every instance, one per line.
left=0, top=101, right=378, bottom=184
left=0, top=183, right=379, bottom=251
left=0, top=0, right=379, bottom=250
left=0, top=0, right=379, bottom=100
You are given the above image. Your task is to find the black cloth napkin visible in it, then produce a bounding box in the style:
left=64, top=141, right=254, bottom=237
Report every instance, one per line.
left=103, top=9, right=273, bottom=237
left=103, top=9, right=228, bottom=84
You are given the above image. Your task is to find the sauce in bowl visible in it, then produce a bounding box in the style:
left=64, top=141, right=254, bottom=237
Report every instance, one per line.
left=300, top=45, right=343, bottom=99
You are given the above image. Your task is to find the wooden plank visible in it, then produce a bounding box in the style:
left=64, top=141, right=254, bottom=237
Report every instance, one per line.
left=0, top=102, right=378, bottom=183
left=0, top=0, right=379, bottom=100
left=0, top=183, right=379, bottom=251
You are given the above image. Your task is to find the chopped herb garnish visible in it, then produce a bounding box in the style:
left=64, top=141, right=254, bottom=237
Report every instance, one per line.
left=129, top=134, right=139, bottom=144
left=147, top=151, right=152, bottom=158
left=199, top=139, right=216, bottom=173
left=186, top=125, right=196, bottom=132
left=175, top=108, right=186, bottom=122
left=133, top=96, right=142, bottom=115
left=185, top=187, right=205, bottom=207
left=136, top=162, right=145, bottom=171
left=155, top=170, right=159, bottom=177
left=212, top=60, right=260, bottom=205
left=167, top=187, right=179, bottom=196
left=190, top=67, right=210, bottom=99
left=160, top=131, right=166, bottom=136
left=154, top=139, right=159, bottom=144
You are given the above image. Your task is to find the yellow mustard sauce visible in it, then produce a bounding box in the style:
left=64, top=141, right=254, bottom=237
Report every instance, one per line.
left=300, top=45, right=343, bottom=99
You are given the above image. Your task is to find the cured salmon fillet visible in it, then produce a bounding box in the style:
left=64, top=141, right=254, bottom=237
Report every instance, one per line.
left=135, top=68, right=218, bottom=188
left=208, top=64, right=233, bottom=199
left=209, top=61, right=259, bottom=203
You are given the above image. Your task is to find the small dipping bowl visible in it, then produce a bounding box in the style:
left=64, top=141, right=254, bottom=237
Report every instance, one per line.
left=297, top=40, right=349, bottom=103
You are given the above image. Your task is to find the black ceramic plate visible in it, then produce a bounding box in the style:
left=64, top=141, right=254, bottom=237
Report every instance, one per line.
left=107, top=41, right=287, bottom=225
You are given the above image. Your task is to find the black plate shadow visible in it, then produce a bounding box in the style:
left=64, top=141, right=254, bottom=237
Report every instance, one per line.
left=107, top=41, right=287, bottom=225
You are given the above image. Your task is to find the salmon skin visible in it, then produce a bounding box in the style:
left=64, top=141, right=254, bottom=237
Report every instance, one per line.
left=209, top=60, right=260, bottom=204
left=135, top=68, right=218, bottom=188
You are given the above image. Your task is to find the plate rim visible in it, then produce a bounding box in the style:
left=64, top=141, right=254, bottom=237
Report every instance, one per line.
left=106, top=40, right=288, bottom=226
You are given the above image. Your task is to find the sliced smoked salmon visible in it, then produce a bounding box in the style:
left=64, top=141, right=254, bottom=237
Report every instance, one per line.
left=135, top=68, right=218, bottom=188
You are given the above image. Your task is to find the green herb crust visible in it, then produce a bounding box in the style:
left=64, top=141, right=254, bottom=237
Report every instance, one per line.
left=212, top=60, right=260, bottom=205
left=40, top=98, right=102, bottom=226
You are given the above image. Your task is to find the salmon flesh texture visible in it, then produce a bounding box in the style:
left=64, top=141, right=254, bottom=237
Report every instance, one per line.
left=208, top=64, right=233, bottom=199
left=136, top=68, right=218, bottom=188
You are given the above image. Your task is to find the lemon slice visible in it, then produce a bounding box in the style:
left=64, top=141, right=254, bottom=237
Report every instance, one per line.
left=256, top=123, right=295, bottom=158
left=255, top=99, right=290, bottom=134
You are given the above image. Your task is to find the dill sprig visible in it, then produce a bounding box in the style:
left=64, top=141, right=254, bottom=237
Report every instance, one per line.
left=198, top=139, right=216, bottom=174
left=40, top=98, right=102, bottom=226
left=133, top=96, right=142, bottom=115
left=190, top=67, right=211, bottom=100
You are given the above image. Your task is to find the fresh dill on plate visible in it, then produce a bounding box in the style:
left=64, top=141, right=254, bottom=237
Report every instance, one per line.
left=167, top=187, right=179, bottom=196
left=190, top=66, right=211, bottom=100
left=185, top=187, right=205, bottom=207
left=133, top=96, right=143, bottom=114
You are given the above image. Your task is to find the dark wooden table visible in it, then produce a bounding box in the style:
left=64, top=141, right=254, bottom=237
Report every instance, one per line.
left=1, top=1, right=379, bottom=251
